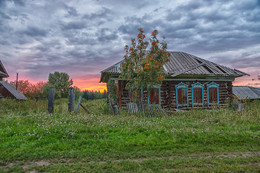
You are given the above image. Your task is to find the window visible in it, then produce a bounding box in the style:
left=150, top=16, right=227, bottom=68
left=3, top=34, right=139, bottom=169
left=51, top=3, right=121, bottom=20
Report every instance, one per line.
left=129, top=88, right=143, bottom=103
left=148, top=86, right=161, bottom=105
left=175, top=83, right=188, bottom=107
left=178, top=88, right=187, bottom=104
left=207, top=82, right=219, bottom=105
left=192, top=83, right=204, bottom=106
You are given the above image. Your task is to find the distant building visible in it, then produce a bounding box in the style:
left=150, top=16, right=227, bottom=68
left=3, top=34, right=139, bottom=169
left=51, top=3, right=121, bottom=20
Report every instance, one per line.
left=0, top=60, right=27, bottom=100
left=100, top=51, right=248, bottom=110
left=233, top=86, right=260, bottom=100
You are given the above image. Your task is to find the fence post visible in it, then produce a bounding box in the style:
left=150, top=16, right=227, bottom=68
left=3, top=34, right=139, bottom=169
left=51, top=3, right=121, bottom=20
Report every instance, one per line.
left=109, top=99, right=119, bottom=115
left=68, top=87, right=75, bottom=112
left=48, top=87, right=55, bottom=113
left=76, top=96, right=82, bottom=113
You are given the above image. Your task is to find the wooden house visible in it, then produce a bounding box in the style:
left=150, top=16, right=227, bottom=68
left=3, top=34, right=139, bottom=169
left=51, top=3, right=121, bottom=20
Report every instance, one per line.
left=100, top=52, right=248, bottom=110
left=0, top=60, right=27, bottom=100
left=0, top=60, right=9, bottom=81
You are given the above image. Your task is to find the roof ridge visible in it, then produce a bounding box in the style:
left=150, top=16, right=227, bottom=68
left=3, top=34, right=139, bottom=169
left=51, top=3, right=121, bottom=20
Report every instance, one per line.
left=0, top=60, right=9, bottom=77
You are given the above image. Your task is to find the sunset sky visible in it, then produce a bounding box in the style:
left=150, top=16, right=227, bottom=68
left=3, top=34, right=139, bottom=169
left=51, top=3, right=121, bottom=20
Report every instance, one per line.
left=0, top=0, right=259, bottom=91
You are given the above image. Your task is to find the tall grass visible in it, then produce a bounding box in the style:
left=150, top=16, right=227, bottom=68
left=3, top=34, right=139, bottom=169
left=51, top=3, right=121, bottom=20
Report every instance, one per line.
left=0, top=99, right=259, bottom=172
left=0, top=98, right=111, bottom=115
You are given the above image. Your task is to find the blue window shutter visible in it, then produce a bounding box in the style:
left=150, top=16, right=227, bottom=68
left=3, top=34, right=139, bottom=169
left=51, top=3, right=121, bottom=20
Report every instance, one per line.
left=207, top=82, right=219, bottom=105
left=175, top=82, right=189, bottom=108
left=191, top=82, right=204, bottom=107
left=148, top=85, right=161, bottom=105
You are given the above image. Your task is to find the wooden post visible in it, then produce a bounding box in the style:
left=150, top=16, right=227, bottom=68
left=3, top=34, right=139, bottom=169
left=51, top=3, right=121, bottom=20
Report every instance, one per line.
left=76, top=96, right=82, bottom=113
left=16, top=73, right=18, bottom=90
left=68, top=87, right=75, bottom=112
left=110, top=99, right=119, bottom=115
left=48, top=87, right=55, bottom=113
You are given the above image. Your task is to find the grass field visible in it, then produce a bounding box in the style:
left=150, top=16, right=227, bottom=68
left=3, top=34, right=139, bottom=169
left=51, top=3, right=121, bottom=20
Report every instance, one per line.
left=0, top=99, right=259, bottom=172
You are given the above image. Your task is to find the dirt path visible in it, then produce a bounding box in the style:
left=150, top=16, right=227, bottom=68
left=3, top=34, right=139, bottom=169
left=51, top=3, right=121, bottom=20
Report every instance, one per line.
left=4, top=151, right=260, bottom=172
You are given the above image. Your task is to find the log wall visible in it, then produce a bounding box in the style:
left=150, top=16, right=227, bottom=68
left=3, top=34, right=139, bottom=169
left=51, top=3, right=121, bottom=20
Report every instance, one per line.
left=0, top=85, right=14, bottom=99
left=112, top=80, right=233, bottom=110
left=161, top=81, right=233, bottom=109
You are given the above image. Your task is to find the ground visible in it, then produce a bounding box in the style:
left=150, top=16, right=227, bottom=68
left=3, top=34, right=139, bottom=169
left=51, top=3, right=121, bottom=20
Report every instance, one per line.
left=0, top=99, right=259, bottom=172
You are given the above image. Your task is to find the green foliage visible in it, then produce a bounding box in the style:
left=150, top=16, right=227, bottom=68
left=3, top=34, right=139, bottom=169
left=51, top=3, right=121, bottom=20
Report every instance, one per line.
left=107, top=80, right=118, bottom=101
left=73, top=86, right=81, bottom=99
left=120, top=28, right=170, bottom=91
left=48, top=72, right=73, bottom=98
left=10, top=80, right=48, bottom=99
left=82, top=90, right=107, bottom=100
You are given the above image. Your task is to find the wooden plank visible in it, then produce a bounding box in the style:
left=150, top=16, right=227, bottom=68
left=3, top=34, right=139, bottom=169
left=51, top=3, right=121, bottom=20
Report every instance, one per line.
left=80, top=103, right=90, bottom=113
left=76, top=96, right=82, bottom=113
left=68, top=87, right=75, bottom=112
left=170, top=63, right=205, bottom=77
left=118, top=80, right=122, bottom=107
left=48, top=87, right=55, bottom=113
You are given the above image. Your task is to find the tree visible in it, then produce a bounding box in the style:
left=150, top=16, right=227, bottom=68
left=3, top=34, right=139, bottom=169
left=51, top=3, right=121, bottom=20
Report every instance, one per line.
left=120, top=28, right=170, bottom=103
left=107, top=79, right=118, bottom=101
left=82, top=90, right=107, bottom=100
left=30, top=81, right=48, bottom=98
left=103, top=90, right=107, bottom=98
left=48, top=72, right=73, bottom=98
left=82, top=90, right=89, bottom=100
left=73, top=86, right=81, bottom=99
left=10, top=80, right=48, bottom=98
left=10, top=80, right=31, bottom=94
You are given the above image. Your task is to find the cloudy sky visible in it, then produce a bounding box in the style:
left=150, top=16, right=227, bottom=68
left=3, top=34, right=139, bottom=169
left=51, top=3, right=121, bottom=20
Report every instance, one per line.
left=0, top=0, right=260, bottom=91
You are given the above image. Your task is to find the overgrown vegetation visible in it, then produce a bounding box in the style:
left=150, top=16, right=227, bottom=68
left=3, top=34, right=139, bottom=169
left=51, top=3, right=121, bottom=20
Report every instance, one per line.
left=120, top=28, right=170, bottom=90
left=0, top=99, right=259, bottom=172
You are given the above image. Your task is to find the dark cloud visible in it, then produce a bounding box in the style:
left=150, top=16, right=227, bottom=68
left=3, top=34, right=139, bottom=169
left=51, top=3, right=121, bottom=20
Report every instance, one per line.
left=61, top=21, right=86, bottom=30
left=64, top=5, right=78, bottom=17
left=97, top=28, right=118, bottom=41
left=82, top=7, right=113, bottom=20
left=0, top=0, right=259, bottom=87
left=22, top=26, right=48, bottom=37
left=0, top=0, right=26, bottom=7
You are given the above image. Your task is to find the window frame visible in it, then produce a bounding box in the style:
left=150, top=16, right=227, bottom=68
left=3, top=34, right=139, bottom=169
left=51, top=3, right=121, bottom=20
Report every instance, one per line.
left=148, top=85, right=161, bottom=105
left=192, top=82, right=204, bottom=107
left=129, top=86, right=143, bottom=103
left=207, top=82, right=219, bottom=105
left=175, top=82, right=189, bottom=108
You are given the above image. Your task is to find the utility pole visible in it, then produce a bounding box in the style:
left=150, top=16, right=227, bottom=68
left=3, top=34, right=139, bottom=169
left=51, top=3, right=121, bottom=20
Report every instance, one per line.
left=16, top=73, right=18, bottom=90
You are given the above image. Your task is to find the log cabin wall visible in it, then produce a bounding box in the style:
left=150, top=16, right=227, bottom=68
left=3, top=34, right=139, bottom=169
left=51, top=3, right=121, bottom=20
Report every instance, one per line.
left=0, top=85, right=14, bottom=99
left=117, top=79, right=233, bottom=110
left=161, top=80, right=233, bottom=109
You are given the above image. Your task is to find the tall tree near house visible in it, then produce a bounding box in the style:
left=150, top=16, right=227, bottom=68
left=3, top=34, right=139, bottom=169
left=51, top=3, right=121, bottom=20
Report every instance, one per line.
left=120, top=28, right=170, bottom=104
left=48, top=72, right=73, bottom=98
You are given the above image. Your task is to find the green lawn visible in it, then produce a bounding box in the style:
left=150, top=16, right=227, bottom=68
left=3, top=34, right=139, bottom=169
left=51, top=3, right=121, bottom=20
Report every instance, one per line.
left=0, top=99, right=259, bottom=172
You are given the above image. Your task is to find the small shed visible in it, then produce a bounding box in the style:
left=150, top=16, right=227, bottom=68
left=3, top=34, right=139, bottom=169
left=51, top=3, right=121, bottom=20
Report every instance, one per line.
left=0, top=60, right=27, bottom=100
left=0, top=60, right=9, bottom=80
left=233, top=86, right=260, bottom=100
left=0, top=81, right=27, bottom=100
